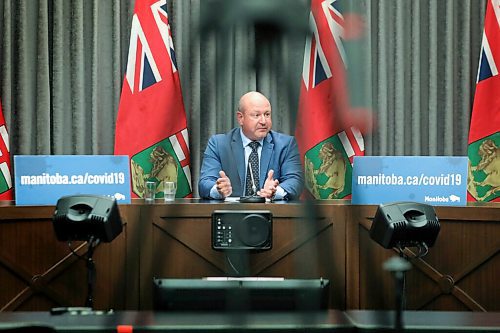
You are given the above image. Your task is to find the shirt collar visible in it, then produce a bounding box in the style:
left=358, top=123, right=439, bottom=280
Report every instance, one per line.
left=239, top=128, right=264, bottom=147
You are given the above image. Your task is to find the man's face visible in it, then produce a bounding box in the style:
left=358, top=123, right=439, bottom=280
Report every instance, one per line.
left=237, top=95, right=272, bottom=141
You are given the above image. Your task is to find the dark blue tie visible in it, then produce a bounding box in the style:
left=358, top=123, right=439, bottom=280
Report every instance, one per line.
left=245, top=141, right=260, bottom=196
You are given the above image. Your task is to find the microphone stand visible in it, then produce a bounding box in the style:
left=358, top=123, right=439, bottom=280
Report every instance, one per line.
left=240, top=160, right=265, bottom=203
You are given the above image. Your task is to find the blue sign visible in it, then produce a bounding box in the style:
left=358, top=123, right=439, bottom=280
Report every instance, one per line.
left=14, top=155, right=131, bottom=205
left=351, top=156, right=468, bottom=206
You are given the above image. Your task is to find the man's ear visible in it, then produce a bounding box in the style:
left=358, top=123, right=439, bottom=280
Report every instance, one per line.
left=236, top=111, right=244, bottom=125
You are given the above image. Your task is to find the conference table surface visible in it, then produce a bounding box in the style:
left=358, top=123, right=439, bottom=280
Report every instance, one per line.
left=0, top=310, right=499, bottom=332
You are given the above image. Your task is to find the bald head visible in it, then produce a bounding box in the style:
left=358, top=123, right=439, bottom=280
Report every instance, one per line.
left=238, top=91, right=270, bottom=113
left=237, top=91, right=273, bottom=141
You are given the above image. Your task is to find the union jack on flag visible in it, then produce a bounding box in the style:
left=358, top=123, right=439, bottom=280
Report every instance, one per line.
left=115, top=0, right=192, bottom=199
left=476, top=0, right=500, bottom=83
left=302, top=0, right=347, bottom=90
left=125, top=0, right=178, bottom=93
left=467, top=0, right=500, bottom=202
left=295, top=0, right=365, bottom=200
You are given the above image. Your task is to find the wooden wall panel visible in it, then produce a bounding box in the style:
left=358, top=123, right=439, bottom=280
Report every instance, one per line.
left=350, top=205, right=500, bottom=312
left=0, top=204, right=136, bottom=311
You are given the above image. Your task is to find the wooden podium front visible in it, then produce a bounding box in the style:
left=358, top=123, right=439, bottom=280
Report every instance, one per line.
left=134, top=201, right=345, bottom=310
left=0, top=200, right=498, bottom=312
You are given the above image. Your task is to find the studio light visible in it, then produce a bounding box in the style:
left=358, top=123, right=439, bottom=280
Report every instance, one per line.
left=369, top=202, right=441, bottom=330
left=53, top=195, right=123, bottom=243
left=52, top=195, right=123, bottom=309
left=370, top=202, right=440, bottom=256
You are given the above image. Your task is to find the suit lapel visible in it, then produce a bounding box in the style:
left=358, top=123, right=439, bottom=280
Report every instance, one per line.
left=230, top=129, right=246, bottom=189
left=260, top=133, right=274, bottom=188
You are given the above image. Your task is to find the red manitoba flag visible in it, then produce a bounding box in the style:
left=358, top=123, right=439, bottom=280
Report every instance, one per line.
left=0, top=99, right=13, bottom=200
left=295, top=0, right=365, bottom=200
left=467, top=0, right=500, bottom=202
left=115, top=0, right=192, bottom=199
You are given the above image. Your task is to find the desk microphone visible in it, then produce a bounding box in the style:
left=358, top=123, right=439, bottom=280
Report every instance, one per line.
left=240, top=161, right=265, bottom=203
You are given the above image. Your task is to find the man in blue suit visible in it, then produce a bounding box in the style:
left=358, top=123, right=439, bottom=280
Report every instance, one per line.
left=199, top=91, right=303, bottom=200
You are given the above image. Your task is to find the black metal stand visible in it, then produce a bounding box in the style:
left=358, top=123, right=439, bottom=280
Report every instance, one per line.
left=383, top=256, right=411, bottom=333
left=85, top=237, right=98, bottom=309
left=394, top=268, right=405, bottom=332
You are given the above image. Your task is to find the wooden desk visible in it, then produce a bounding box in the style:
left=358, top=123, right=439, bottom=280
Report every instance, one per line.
left=0, top=200, right=498, bottom=312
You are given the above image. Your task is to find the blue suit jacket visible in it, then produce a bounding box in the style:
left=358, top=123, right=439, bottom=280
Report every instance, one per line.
left=198, top=128, right=303, bottom=199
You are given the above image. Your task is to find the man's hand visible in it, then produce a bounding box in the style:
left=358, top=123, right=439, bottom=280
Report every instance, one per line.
left=258, top=170, right=279, bottom=199
left=216, top=170, right=232, bottom=198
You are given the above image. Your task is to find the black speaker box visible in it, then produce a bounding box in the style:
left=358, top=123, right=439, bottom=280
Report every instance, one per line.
left=212, top=210, right=272, bottom=250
